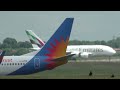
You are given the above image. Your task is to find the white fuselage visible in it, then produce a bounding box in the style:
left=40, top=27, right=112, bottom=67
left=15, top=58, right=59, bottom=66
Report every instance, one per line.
left=67, top=45, right=116, bottom=56
left=0, top=56, right=33, bottom=75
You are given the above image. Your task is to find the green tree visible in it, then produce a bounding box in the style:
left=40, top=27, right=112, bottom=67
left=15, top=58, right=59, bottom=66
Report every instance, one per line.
left=3, top=37, right=17, bottom=48
left=69, top=40, right=82, bottom=45
left=94, top=40, right=101, bottom=45
left=15, top=48, right=30, bottom=55
left=1, top=48, right=16, bottom=56
left=115, top=37, right=120, bottom=48
left=18, top=41, right=32, bottom=48
left=1, top=43, right=11, bottom=48
left=0, top=42, right=1, bottom=48
left=101, top=40, right=106, bottom=45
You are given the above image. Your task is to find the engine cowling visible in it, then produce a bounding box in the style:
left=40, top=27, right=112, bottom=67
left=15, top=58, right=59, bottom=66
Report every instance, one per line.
left=71, top=52, right=92, bottom=58
left=70, top=52, right=81, bottom=58
left=80, top=52, right=89, bottom=58
left=71, top=52, right=90, bottom=58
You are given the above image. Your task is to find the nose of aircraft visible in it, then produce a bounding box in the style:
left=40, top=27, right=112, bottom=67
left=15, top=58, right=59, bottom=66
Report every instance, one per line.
left=113, top=49, right=116, bottom=54
left=104, top=46, right=116, bottom=55
left=110, top=49, right=116, bottom=55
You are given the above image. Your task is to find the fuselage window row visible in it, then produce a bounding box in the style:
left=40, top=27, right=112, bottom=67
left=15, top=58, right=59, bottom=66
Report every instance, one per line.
left=69, top=48, right=103, bottom=52
left=0, top=63, right=26, bottom=66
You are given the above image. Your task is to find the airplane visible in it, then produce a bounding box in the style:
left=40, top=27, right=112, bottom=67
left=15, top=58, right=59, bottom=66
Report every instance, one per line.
left=66, top=45, right=116, bottom=58
left=26, top=30, right=116, bottom=59
left=0, top=18, right=74, bottom=75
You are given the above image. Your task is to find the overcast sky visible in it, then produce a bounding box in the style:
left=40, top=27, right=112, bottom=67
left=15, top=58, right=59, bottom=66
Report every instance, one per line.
left=0, top=11, right=120, bottom=43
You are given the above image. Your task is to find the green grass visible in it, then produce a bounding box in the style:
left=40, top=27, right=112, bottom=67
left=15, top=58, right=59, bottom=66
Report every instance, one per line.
left=1, top=62, right=120, bottom=79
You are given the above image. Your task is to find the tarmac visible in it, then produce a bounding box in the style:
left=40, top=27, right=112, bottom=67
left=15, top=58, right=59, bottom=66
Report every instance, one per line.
left=69, top=59, right=120, bottom=62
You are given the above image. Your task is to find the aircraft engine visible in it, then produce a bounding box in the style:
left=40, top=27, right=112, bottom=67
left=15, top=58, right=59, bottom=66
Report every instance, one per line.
left=80, top=52, right=89, bottom=58
left=70, top=52, right=91, bottom=58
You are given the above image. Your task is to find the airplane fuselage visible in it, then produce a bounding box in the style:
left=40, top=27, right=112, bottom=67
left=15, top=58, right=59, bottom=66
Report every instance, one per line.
left=0, top=56, right=62, bottom=75
left=67, top=45, right=116, bottom=56
left=32, top=45, right=116, bottom=58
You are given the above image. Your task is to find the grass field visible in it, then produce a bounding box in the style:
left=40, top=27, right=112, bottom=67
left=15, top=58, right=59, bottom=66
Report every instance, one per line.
left=0, top=61, right=120, bottom=79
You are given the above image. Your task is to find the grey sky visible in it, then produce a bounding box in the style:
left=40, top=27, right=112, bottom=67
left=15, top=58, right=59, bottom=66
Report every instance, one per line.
left=0, top=11, right=120, bottom=43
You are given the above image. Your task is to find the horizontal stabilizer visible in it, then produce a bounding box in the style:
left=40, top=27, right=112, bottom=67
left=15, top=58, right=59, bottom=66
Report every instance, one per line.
left=51, top=54, right=75, bottom=61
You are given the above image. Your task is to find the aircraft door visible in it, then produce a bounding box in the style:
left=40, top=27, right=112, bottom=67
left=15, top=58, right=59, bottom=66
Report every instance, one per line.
left=34, top=58, right=40, bottom=69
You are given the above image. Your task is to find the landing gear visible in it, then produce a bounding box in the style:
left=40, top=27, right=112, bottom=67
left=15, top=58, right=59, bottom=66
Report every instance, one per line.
left=109, top=56, right=111, bottom=62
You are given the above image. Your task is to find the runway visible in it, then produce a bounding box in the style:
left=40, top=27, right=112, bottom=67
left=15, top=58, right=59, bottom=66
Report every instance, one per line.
left=69, top=59, right=120, bottom=62
left=1, top=59, right=120, bottom=79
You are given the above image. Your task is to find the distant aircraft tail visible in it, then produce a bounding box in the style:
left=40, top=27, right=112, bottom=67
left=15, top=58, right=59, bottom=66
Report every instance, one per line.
left=25, top=30, right=45, bottom=49
left=0, top=50, right=6, bottom=64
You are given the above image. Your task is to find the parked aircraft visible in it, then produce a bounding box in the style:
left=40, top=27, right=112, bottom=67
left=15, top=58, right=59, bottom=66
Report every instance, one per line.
left=67, top=45, right=116, bottom=58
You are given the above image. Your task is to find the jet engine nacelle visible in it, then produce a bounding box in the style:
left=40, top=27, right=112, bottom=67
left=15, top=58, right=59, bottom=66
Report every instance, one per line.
left=70, top=51, right=92, bottom=58
left=72, top=52, right=90, bottom=58
left=71, top=51, right=81, bottom=58
left=80, top=52, right=89, bottom=58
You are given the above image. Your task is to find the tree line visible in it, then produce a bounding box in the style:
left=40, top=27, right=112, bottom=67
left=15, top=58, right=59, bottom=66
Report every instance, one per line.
left=0, top=37, right=120, bottom=55
left=0, top=37, right=32, bottom=56
left=0, top=37, right=32, bottom=49
left=69, top=37, right=120, bottom=48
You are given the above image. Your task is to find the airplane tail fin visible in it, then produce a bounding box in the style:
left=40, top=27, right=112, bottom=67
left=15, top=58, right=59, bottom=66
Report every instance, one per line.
left=25, top=30, right=45, bottom=48
left=35, top=18, right=74, bottom=58
left=0, top=50, right=6, bottom=63
left=30, top=44, right=40, bottom=50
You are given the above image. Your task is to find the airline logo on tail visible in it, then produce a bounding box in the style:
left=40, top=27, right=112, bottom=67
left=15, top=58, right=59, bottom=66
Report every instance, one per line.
left=44, top=37, right=69, bottom=69
left=35, top=18, right=74, bottom=69
left=25, top=30, right=45, bottom=48
left=45, top=37, right=69, bottom=59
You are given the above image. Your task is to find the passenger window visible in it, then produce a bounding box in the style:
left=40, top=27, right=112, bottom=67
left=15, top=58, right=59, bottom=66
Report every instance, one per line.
left=9, top=63, right=11, bottom=65
left=7, top=63, right=9, bottom=65
left=15, top=63, right=17, bottom=65
left=13, top=63, right=14, bottom=65
left=18, top=63, right=19, bottom=65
